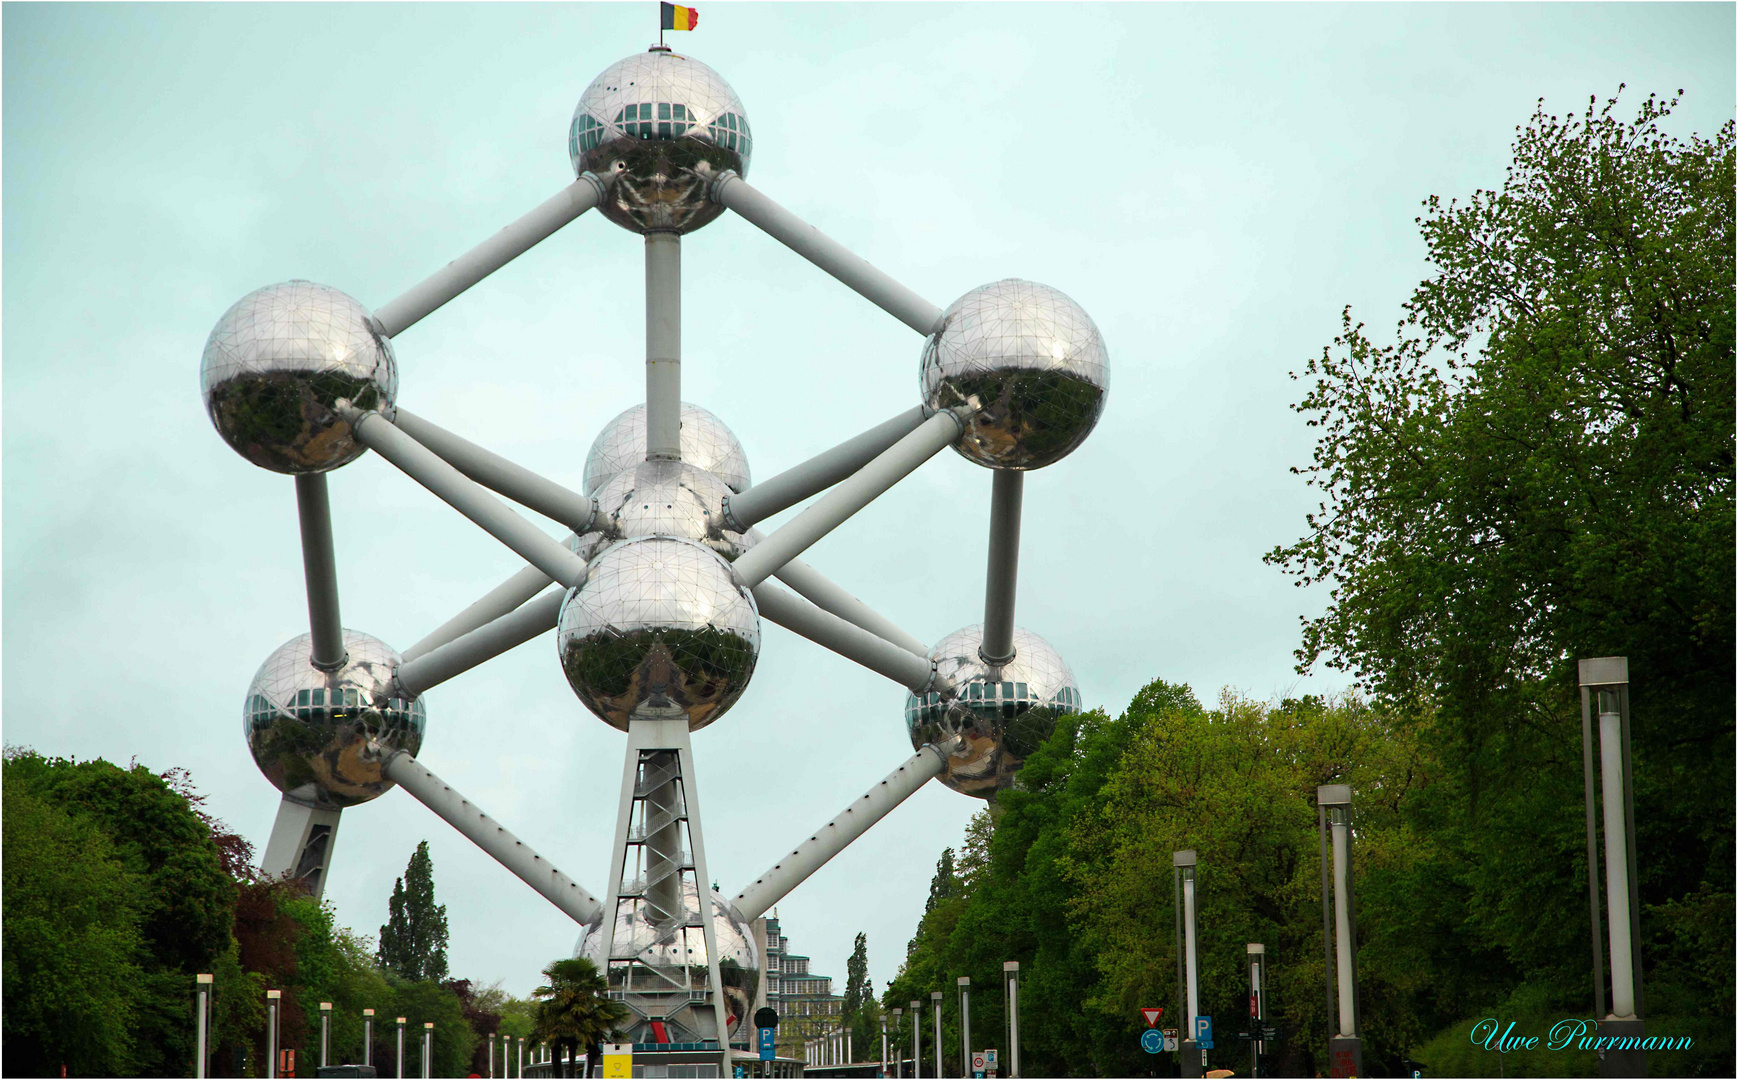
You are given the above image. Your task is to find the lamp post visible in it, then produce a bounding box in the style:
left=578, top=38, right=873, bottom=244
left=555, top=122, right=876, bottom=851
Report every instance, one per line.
left=1173, top=851, right=1202, bottom=1078
left=893, top=1008, right=904, bottom=1077
left=517, top=1035, right=524, bottom=1078
left=363, top=1009, right=375, bottom=1068
left=319, top=1002, right=332, bottom=1068
left=881, top=1012, right=890, bottom=1078
left=910, top=1000, right=922, bottom=1078
left=1580, top=656, right=1646, bottom=1077
left=396, top=1016, right=406, bottom=1079
left=957, top=977, right=972, bottom=1079
left=489, top=1032, right=496, bottom=1078
left=931, top=991, right=943, bottom=1079
left=195, top=974, right=213, bottom=1079
left=423, top=1021, right=434, bottom=1079
left=1318, top=785, right=1362, bottom=1078
left=1247, top=945, right=1268, bottom=1078
left=266, top=990, right=281, bottom=1079
left=1003, top=962, right=1020, bottom=1078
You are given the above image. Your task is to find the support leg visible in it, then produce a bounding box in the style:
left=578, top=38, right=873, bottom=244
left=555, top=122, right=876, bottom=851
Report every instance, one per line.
left=645, top=232, right=682, bottom=461
left=295, top=474, right=347, bottom=670
left=261, top=795, right=342, bottom=898
left=979, top=470, right=1024, bottom=665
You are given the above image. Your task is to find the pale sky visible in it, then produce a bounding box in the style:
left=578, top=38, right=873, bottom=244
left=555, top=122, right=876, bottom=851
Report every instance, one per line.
left=5, top=2, right=1732, bottom=1004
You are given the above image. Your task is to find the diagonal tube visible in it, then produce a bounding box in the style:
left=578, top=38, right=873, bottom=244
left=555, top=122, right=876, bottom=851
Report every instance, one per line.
left=772, top=558, right=930, bottom=660
left=752, top=581, right=935, bottom=692
left=710, top=172, right=945, bottom=336
left=392, top=409, right=596, bottom=533
left=374, top=175, right=608, bottom=337
left=723, top=405, right=928, bottom=530
left=394, top=588, right=563, bottom=698
left=730, top=746, right=946, bottom=922
left=979, top=470, right=1024, bottom=665
left=401, top=563, right=555, bottom=665
left=730, top=410, right=962, bottom=588
left=341, top=404, right=588, bottom=588
left=384, top=751, right=604, bottom=925
left=294, top=474, right=348, bottom=670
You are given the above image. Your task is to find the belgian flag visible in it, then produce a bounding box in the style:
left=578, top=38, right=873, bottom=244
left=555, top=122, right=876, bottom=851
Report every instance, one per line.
left=661, top=2, right=698, bottom=31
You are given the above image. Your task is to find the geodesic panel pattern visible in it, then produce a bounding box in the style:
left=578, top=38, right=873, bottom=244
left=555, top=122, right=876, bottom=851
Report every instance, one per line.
left=558, top=537, right=760, bottom=731
left=921, top=278, right=1108, bottom=470
left=243, top=628, right=425, bottom=809
left=903, top=624, right=1082, bottom=798
left=590, top=459, right=754, bottom=562
left=583, top=401, right=752, bottom=496
left=571, top=50, right=753, bottom=232
left=201, top=280, right=397, bottom=474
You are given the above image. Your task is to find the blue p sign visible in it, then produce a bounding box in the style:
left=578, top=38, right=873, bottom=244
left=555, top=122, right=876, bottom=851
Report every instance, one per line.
left=758, top=1027, right=775, bottom=1061
left=1194, top=1015, right=1214, bottom=1048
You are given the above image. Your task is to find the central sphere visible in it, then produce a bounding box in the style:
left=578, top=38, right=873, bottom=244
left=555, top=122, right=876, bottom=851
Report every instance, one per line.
left=570, top=50, right=752, bottom=234
left=569, top=459, right=752, bottom=566
left=582, top=401, right=752, bottom=497
left=904, top=624, right=1083, bottom=798
left=557, top=536, right=759, bottom=731
left=243, top=629, right=426, bottom=809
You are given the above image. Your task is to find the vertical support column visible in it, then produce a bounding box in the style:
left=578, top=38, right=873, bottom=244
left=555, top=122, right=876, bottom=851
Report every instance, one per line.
left=1174, top=851, right=1201, bottom=1078
left=979, top=471, right=1024, bottom=666
left=931, top=992, right=942, bottom=1080
left=320, top=1002, right=332, bottom=1068
left=397, top=1016, right=406, bottom=1079
left=645, top=231, right=682, bottom=461
left=195, top=974, right=213, bottom=1079
left=424, top=1022, right=434, bottom=1079
left=957, top=977, right=971, bottom=1079
left=295, top=473, right=347, bottom=670
left=489, top=1032, right=496, bottom=1078
left=260, top=795, right=343, bottom=899
left=881, top=1013, right=889, bottom=1077
left=1003, top=962, right=1020, bottom=1078
left=266, top=990, right=281, bottom=1079
left=364, top=1010, right=375, bottom=1067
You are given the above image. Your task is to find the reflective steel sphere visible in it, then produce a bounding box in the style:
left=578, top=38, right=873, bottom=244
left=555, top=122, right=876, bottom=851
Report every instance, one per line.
left=582, top=401, right=752, bottom=497
left=243, top=629, right=426, bottom=809
left=921, top=279, right=1108, bottom=470
left=904, top=624, right=1082, bottom=798
left=201, top=280, right=398, bottom=474
left=570, top=49, right=752, bottom=233
left=576, top=884, right=760, bottom=1041
left=558, top=537, right=759, bottom=731
left=569, top=459, right=752, bottom=566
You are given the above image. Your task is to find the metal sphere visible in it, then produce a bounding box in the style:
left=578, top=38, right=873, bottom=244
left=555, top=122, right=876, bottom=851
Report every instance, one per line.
left=557, top=536, right=760, bottom=731
left=582, top=401, right=752, bottom=497
left=904, top=624, right=1083, bottom=799
left=570, top=459, right=753, bottom=566
left=570, top=49, right=752, bottom=234
left=576, top=884, right=760, bottom=1041
left=920, top=279, right=1108, bottom=470
left=201, top=280, right=398, bottom=474
left=243, top=629, right=426, bottom=810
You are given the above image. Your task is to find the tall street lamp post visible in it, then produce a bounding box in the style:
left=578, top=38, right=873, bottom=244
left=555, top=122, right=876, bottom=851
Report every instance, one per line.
left=931, top=991, right=943, bottom=1079
left=195, top=974, right=213, bottom=1079
left=1173, top=851, right=1202, bottom=1078
left=1580, top=656, right=1646, bottom=1077
left=958, top=977, right=972, bottom=1079
left=266, top=990, right=281, bottom=1079
left=1318, top=784, right=1362, bottom=1078
left=1003, top=962, right=1020, bottom=1078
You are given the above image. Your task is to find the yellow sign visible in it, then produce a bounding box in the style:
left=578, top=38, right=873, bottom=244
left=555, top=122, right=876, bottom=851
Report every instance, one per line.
left=602, top=1043, right=633, bottom=1079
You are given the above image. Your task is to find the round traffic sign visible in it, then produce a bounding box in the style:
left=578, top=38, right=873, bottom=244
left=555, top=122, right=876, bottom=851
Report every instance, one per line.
left=1141, top=1029, right=1164, bottom=1054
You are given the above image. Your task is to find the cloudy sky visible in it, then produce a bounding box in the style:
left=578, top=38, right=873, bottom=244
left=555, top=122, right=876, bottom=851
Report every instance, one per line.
left=5, top=2, right=1731, bottom=1004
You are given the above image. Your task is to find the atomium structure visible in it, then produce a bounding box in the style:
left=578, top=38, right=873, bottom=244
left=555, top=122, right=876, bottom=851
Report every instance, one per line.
left=208, top=44, right=1106, bottom=1074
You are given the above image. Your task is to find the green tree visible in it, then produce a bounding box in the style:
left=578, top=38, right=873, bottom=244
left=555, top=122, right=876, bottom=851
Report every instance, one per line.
left=925, top=849, right=958, bottom=915
left=532, top=957, right=630, bottom=1077
left=1, top=777, right=147, bottom=1077
left=378, top=841, right=449, bottom=982
left=1267, top=87, right=1734, bottom=1073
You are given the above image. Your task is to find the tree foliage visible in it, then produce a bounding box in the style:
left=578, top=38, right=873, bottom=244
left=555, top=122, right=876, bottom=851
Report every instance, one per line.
left=532, top=957, right=630, bottom=1077
left=378, top=840, right=450, bottom=983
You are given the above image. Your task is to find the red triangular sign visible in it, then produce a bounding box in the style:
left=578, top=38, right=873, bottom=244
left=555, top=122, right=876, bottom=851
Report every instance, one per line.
left=1141, top=1007, right=1163, bottom=1027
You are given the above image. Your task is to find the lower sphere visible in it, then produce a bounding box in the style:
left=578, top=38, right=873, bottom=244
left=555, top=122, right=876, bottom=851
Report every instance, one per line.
left=575, top=884, right=760, bottom=1041
left=904, top=624, right=1083, bottom=798
left=243, top=629, right=425, bottom=809
left=558, top=536, right=759, bottom=731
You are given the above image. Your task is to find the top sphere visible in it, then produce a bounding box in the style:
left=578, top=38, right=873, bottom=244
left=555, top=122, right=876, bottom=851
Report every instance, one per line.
left=201, top=281, right=398, bottom=474
left=921, top=279, right=1108, bottom=470
left=570, top=50, right=752, bottom=234
left=583, top=401, right=752, bottom=497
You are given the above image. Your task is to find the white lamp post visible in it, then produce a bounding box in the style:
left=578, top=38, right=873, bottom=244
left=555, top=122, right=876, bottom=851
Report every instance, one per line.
left=195, top=974, right=213, bottom=1079
left=364, top=1009, right=375, bottom=1068
left=1317, top=784, right=1362, bottom=1078
left=1580, top=656, right=1646, bottom=1077
left=931, top=991, right=943, bottom=1080
left=1173, top=851, right=1202, bottom=1078
left=957, top=977, right=972, bottom=1079
left=266, top=990, right=281, bottom=1079
left=1003, top=962, right=1021, bottom=1078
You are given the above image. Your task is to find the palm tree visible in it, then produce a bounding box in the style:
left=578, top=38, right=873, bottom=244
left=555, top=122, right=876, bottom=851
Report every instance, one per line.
left=532, top=957, right=631, bottom=1078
